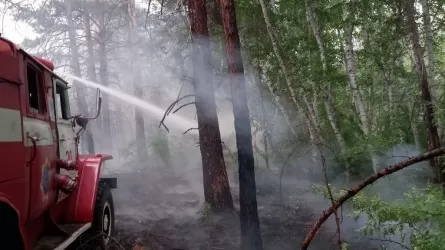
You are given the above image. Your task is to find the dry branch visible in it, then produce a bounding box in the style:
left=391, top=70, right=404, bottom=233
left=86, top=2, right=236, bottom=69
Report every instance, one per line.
left=183, top=127, right=198, bottom=134
left=159, top=94, right=195, bottom=132
left=173, top=102, right=196, bottom=114
left=301, top=147, right=445, bottom=250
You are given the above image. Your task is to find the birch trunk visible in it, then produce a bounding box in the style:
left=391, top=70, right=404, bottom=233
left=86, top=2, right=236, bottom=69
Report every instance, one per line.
left=408, top=101, right=421, bottom=149
left=344, top=20, right=378, bottom=172
left=257, top=66, right=271, bottom=169
left=344, top=24, right=369, bottom=134
left=307, top=118, right=319, bottom=167
left=258, top=0, right=318, bottom=140
left=420, top=0, right=442, bottom=136
left=306, top=0, right=349, bottom=181
left=264, top=75, right=298, bottom=137
left=420, top=0, right=436, bottom=94
left=404, top=0, right=443, bottom=183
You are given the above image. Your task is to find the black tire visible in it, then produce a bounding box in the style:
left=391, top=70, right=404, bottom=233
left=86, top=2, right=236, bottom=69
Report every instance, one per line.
left=0, top=203, right=24, bottom=250
left=86, top=182, right=115, bottom=249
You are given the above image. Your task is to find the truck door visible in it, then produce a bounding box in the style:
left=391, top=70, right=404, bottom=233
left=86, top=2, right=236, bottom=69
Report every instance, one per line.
left=53, top=79, right=77, bottom=161
left=23, top=60, right=57, bottom=220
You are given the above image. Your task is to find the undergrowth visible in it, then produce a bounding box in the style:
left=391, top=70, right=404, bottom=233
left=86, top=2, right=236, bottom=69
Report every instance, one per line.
left=312, top=184, right=445, bottom=250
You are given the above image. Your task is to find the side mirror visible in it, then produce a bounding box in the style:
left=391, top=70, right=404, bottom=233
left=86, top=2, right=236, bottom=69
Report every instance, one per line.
left=73, top=88, right=102, bottom=128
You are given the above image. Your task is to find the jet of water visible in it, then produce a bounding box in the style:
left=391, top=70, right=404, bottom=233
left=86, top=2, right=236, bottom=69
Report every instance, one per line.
left=59, top=72, right=197, bottom=133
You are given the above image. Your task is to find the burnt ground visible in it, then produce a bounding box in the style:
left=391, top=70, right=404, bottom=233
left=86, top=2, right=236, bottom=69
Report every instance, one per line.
left=104, top=168, right=387, bottom=250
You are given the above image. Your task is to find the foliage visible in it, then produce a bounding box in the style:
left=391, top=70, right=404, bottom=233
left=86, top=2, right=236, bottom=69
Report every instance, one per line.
left=312, top=183, right=445, bottom=249
left=199, top=202, right=213, bottom=224
left=7, top=0, right=445, bottom=247
left=352, top=185, right=445, bottom=250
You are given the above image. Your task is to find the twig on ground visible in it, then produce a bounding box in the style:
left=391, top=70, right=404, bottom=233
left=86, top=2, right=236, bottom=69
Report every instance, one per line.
left=76, top=233, right=125, bottom=250
left=319, top=151, right=342, bottom=249
left=301, top=147, right=445, bottom=250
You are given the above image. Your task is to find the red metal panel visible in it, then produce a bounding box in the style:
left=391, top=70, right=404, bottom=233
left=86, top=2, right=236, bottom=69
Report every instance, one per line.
left=0, top=82, right=21, bottom=110
left=0, top=142, right=26, bottom=187
left=0, top=40, right=20, bottom=84
left=62, top=155, right=112, bottom=223
left=27, top=145, right=58, bottom=221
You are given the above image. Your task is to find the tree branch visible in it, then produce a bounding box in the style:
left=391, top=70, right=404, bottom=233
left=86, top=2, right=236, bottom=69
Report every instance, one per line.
left=183, top=127, right=198, bottom=134
left=319, top=151, right=342, bottom=249
left=173, top=101, right=196, bottom=114
left=301, top=147, right=445, bottom=250
left=158, top=94, right=195, bottom=131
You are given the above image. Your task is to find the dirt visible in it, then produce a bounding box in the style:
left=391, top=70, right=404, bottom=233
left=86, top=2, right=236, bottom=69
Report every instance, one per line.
left=105, top=168, right=385, bottom=250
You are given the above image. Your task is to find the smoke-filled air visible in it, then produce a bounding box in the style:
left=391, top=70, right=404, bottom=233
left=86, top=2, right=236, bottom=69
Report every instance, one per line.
left=2, top=0, right=445, bottom=249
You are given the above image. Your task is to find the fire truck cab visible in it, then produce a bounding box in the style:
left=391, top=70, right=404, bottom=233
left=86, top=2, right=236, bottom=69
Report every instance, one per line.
left=0, top=36, right=117, bottom=249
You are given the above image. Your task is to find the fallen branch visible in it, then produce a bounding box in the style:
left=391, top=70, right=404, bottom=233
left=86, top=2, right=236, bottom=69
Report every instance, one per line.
left=301, top=147, right=445, bottom=250
left=77, top=232, right=125, bottom=249
left=319, top=151, right=342, bottom=249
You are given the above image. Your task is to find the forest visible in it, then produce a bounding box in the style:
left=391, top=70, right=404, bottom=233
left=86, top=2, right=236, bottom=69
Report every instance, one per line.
left=1, top=0, right=445, bottom=249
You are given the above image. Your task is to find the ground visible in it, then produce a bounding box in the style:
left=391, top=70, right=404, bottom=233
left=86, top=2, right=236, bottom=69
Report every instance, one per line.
left=103, top=166, right=391, bottom=250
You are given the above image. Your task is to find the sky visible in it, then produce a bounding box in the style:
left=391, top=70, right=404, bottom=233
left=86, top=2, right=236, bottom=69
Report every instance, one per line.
left=1, top=0, right=152, bottom=46
left=1, top=11, right=35, bottom=44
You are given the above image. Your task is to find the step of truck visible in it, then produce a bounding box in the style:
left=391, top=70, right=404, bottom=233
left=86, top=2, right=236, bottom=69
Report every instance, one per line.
left=32, top=223, right=91, bottom=250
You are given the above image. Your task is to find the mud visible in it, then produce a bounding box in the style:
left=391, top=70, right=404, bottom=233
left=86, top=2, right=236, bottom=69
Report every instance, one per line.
left=105, top=167, right=387, bottom=250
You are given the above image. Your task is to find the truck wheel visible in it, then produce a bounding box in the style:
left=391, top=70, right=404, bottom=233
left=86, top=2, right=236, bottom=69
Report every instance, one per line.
left=89, top=182, right=115, bottom=249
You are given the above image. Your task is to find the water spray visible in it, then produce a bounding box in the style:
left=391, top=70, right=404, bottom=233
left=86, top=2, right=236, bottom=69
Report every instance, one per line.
left=58, top=72, right=198, bottom=134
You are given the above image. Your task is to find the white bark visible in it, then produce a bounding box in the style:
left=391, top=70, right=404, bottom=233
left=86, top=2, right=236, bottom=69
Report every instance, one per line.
left=306, top=118, right=319, bottom=166
left=344, top=18, right=379, bottom=172
left=259, top=0, right=318, bottom=140
left=264, top=76, right=298, bottom=137
left=307, top=0, right=349, bottom=180
left=420, top=0, right=436, bottom=91
left=408, top=101, right=421, bottom=149
left=420, top=0, right=442, bottom=136
left=344, top=24, right=370, bottom=135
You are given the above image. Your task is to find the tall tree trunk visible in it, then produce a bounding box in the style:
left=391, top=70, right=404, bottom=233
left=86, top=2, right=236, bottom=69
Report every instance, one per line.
left=83, top=9, right=102, bottom=148
left=420, top=0, right=436, bottom=95
left=128, top=0, right=148, bottom=162
left=65, top=0, right=95, bottom=154
left=219, top=0, right=263, bottom=247
left=307, top=118, right=319, bottom=169
left=264, top=75, right=297, bottom=137
left=404, top=0, right=444, bottom=183
left=84, top=12, right=97, bottom=83
left=258, top=80, right=271, bottom=170
left=97, top=2, right=113, bottom=154
left=306, top=0, right=350, bottom=182
left=408, top=101, right=421, bottom=149
left=258, top=0, right=319, bottom=143
left=188, top=0, right=234, bottom=210
left=344, top=20, right=378, bottom=173
left=420, top=0, right=442, bottom=136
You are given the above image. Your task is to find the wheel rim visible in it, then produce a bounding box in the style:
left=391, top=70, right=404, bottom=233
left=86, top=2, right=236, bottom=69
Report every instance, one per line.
left=102, top=202, right=112, bottom=245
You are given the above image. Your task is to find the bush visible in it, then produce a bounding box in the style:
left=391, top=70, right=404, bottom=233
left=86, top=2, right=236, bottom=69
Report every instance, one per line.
left=312, top=183, right=445, bottom=249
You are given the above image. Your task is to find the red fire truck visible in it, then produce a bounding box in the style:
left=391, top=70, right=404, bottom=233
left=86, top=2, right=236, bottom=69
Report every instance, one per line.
left=0, top=36, right=117, bottom=249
